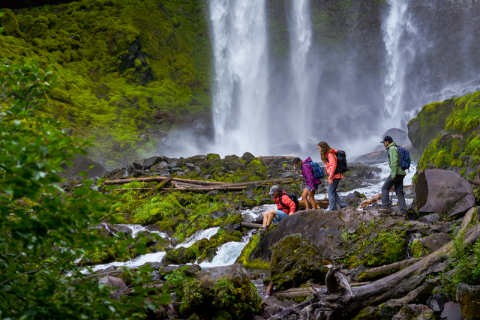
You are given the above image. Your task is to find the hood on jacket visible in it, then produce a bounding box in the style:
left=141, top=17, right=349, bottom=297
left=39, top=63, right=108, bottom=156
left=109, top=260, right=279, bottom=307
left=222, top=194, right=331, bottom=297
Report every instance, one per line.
left=303, top=157, right=313, bottom=163
left=386, top=142, right=398, bottom=149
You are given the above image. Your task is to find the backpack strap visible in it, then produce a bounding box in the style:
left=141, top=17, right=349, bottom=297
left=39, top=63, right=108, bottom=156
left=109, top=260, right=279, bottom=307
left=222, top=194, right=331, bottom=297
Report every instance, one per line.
left=277, top=191, right=288, bottom=209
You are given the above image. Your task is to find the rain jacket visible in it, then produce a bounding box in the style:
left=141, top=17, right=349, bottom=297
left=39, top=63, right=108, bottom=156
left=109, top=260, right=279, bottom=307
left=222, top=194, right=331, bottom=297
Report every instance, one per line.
left=387, top=142, right=406, bottom=179
left=301, top=157, right=321, bottom=190
left=325, top=149, right=344, bottom=181
left=274, top=191, right=296, bottom=215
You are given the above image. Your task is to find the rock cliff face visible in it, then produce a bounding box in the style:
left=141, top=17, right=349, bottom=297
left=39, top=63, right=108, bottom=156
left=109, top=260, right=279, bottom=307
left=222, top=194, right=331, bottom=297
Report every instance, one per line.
left=0, top=0, right=212, bottom=168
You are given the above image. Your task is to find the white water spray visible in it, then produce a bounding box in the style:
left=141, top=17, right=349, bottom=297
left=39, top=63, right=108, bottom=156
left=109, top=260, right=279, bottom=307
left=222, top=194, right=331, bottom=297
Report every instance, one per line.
left=289, top=0, right=313, bottom=149
left=382, top=0, right=417, bottom=129
left=209, top=0, right=269, bottom=154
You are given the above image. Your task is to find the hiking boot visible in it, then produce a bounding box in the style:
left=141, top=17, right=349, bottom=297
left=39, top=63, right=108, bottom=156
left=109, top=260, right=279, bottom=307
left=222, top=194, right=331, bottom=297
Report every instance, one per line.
left=378, top=208, right=392, bottom=214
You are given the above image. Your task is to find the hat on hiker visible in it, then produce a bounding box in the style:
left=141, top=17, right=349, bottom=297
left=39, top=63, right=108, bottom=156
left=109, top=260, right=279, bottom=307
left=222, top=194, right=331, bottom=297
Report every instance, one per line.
left=268, top=185, right=280, bottom=195
left=381, top=135, right=393, bottom=143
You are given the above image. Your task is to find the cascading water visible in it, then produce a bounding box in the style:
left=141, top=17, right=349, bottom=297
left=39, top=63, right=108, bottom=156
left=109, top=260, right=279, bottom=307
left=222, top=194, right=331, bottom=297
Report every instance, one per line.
left=288, top=0, right=313, bottom=150
left=382, top=0, right=417, bottom=130
left=209, top=0, right=269, bottom=154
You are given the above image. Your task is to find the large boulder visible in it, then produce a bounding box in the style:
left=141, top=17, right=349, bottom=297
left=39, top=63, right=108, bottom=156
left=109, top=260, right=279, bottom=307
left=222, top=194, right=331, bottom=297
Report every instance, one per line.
left=422, top=233, right=451, bottom=253
left=60, top=155, right=107, bottom=179
left=270, top=234, right=329, bottom=290
left=456, top=284, right=480, bottom=320
left=179, top=264, right=261, bottom=319
left=392, top=304, right=435, bottom=320
left=99, top=275, right=128, bottom=300
left=415, top=169, right=475, bottom=218
left=383, top=128, right=409, bottom=146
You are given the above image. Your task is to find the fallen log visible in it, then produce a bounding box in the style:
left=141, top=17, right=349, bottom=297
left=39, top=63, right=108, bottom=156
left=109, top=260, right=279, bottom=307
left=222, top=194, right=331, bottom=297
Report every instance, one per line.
left=360, top=193, right=381, bottom=209
left=240, top=222, right=263, bottom=229
left=356, top=258, right=421, bottom=282
left=146, top=177, right=173, bottom=195
left=103, top=176, right=225, bottom=186
left=457, top=207, right=477, bottom=236
left=164, top=186, right=248, bottom=192
left=276, top=282, right=370, bottom=299
left=112, top=188, right=152, bottom=192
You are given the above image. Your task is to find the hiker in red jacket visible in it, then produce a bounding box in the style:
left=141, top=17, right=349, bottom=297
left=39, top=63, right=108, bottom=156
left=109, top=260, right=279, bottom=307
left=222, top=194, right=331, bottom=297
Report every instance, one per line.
left=262, top=185, right=296, bottom=230
left=293, top=157, right=321, bottom=210
left=318, top=141, right=347, bottom=211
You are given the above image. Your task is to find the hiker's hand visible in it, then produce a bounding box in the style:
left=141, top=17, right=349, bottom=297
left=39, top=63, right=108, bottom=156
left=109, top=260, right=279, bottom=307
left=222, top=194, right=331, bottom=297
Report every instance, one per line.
left=328, top=180, right=333, bottom=185
left=392, top=177, right=396, bottom=180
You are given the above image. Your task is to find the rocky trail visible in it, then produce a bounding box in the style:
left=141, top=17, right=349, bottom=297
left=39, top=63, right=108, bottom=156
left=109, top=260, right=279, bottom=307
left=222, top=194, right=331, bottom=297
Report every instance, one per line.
left=61, top=151, right=480, bottom=320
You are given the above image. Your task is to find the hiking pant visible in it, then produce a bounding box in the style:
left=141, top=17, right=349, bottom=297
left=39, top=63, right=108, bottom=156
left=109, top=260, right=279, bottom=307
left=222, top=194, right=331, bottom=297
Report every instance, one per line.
left=381, top=175, right=407, bottom=212
left=327, top=179, right=347, bottom=210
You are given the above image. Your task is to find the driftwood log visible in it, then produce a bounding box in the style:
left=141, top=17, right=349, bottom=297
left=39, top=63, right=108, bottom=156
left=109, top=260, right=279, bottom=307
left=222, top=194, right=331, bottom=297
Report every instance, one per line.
left=268, top=219, right=480, bottom=319
left=299, top=199, right=329, bottom=210
left=104, top=176, right=294, bottom=187
left=356, top=258, right=421, bottom=282
left=360, top=193, right=381, bottom=209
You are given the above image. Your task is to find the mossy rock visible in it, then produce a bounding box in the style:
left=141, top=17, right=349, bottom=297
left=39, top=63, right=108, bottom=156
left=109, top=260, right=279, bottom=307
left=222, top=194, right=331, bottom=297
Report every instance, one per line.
left=236, top=233, right=271, bottom=270
left=179, top=264, right=261, bottom=320
left=270, top=234, right=330, bottom=290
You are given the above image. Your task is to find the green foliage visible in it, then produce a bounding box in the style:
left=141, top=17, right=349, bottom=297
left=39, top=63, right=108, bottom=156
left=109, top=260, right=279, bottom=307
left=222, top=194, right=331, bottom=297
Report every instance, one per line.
left=0, top=60, right=176, bottom=319
left=0, top=0, right=212, bottom=168
left=409, top=239, right=428, bottom=258
left=439, top=231, right=480, bottom=298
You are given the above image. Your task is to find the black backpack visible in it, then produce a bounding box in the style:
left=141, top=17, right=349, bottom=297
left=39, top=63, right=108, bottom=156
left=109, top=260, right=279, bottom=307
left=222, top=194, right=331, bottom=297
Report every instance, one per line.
left=327, top=150, right=349, bottom=174
left=278, top=191, right=299, bottom=213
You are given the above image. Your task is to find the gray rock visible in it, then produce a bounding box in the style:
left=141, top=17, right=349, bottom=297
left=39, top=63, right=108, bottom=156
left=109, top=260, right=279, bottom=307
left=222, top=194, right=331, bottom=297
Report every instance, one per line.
left=113, top=225, right=132, bottom=236
left=456, top=284, right=480, bottom=320
left=176, top=172, right=185, bottom=176
left=226, top=160, right=244, bottom=171
left=441, top=302, right=462, bottom=320
left=60, top=155, right=107, bottom=180
left=392, top=304, right=435, bottom=320
left=142, top=156, right=164, bottom=168
left=281, top=171, right=298, bottom=179
left=99, top=276, right=128, bottom=300
left=416, top=169, right=475, bottom=218
left=427, top=292, right=446, bottom=312
left=241, top=152, right=255, bottom=163
left=150, top=270, right=162, bottom=281
left=203, top=174, right=213, bottom=180
left=186, top=155, right=206, bottom=164
left=420, top=213, right=440, bottom=224
left=167, top=160, right=177, bottom=168
left=171, top=167, right=182, bottom=172
left=186, top=163, right=195, bottom=169
left=423, top=233, right=451, bottom=253
left=383, top=128, right=409, bottom=146
left=224, top=155, right=239, bottom=161
left=208, top=190, right=219, bottom=197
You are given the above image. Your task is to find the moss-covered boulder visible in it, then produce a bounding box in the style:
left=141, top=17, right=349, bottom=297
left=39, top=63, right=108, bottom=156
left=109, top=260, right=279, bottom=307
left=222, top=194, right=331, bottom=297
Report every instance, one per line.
left=179, top=264, right=261, bottom=320
left=270, top=234, right=330, bottom=290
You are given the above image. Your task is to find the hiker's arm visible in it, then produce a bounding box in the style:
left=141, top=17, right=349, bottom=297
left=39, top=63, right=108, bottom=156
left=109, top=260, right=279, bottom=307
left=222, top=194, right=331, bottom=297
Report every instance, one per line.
left=389, top=148, right=397, bottom=179
left=327, top=153, right=336, bottom=180
left=286, top=196, right=296, bottom=214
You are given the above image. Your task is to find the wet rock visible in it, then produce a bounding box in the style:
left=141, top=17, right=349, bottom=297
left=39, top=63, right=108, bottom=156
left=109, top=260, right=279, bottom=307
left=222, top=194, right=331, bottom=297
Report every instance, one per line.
left=427, top=290, right=447, bottom=312
left=441, top=302, right=462, bottom=320
left=456, top=284, right=480, bottom=320
left=392, top=304, right=435, bottom=320
left=99, top=275, right=128, bottom=299
left=423, top=233, right=451, bottom=253
left=107, top=168, right=125, bottom=180
left=242, top=152, right=255, bottom=163
left=142, top=156, right=164, bottom=168
left=60, top=155, right=107, bottom=180
left=225, top=160, right=244, bottom=171
left=383, top=128, right=409, bottom=146
left=186, top=155, right=206, bottom=164
left=270, top=234, right=329, bottom=290
left=420, top=213, right=440, bottom=224
left=210, top=211, right=226, bottom=219
left=150, top=161, right=168, bottom=172
left=415, top=169, right=475, bottom=218
left=224, top=154, right=239, bottom=161
left=113, top=224, right=132, bottom=236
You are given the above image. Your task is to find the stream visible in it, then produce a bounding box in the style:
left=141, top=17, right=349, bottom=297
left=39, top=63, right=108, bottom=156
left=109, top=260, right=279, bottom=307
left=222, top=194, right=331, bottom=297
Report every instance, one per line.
left=85, top=161, right=417, bottom=274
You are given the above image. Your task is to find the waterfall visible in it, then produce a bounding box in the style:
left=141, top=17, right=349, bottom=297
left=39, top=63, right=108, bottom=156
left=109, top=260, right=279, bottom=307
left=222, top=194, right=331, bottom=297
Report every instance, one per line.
left=289, top=0, right=313, bottom=150
left=209, top=0, right=269, bottom=154
left=382, top=0, right=417, bottom=130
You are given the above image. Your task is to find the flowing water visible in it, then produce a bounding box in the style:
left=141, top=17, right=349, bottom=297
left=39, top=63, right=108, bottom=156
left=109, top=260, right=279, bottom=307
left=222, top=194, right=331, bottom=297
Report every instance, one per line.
left=288, top=0, right=313, bottom=149
left=382, top=0, right=417, bottom=130
left=209, top=0, right=269, bottom=154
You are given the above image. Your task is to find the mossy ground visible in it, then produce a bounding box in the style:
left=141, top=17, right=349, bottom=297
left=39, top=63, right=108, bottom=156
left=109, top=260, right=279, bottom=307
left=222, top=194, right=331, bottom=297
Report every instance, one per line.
left=0, top=0, right=211, bottom=168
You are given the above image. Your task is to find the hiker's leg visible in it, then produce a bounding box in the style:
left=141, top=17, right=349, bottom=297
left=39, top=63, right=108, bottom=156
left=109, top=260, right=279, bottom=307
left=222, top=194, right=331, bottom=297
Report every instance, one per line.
left=308, top=190, right=316, bottom=209
left=263, top=210, right=274, bottom=228
left=273, top=210, right=288, bottom=223
left=381, top=176, right=395, bottom=208
left=302, top=188, right=310, bottom=209
left=395, top=175, right=407, bottom=212
left=333, top=180, right=347, bottom=208
left=327, top=182, right=336, bottom=210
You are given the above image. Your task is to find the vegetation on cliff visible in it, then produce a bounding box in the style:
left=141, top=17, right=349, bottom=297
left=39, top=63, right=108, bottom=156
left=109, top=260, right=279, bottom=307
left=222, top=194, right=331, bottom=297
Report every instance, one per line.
left=409, top=90, right=480, bottom=178
left=0, top=0, right=211, bottom=168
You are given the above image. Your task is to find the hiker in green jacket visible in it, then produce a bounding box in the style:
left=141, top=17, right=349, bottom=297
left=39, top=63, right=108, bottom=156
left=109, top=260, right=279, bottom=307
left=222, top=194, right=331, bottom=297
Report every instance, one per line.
left=379, top=136, right=407, bottom=214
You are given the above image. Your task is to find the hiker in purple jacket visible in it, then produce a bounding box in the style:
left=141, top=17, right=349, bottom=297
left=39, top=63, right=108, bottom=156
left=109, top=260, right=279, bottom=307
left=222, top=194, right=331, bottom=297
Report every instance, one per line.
left=293, top=157, right=321, bottom=210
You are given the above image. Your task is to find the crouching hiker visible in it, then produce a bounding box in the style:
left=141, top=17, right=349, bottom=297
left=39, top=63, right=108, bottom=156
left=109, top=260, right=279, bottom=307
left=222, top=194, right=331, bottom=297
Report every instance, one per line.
left=379, top=136, right=408, bottom=214
left=262, top=185, right=299, bottom=231
left=318, top=141, right=348, bottom=211
left=293, top=157, right=322, bottom=210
